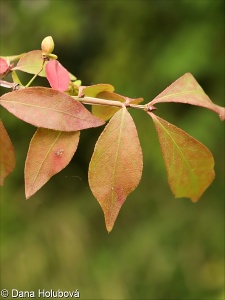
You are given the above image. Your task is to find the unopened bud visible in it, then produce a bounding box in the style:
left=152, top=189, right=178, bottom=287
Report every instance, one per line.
left=41, top=36, right=55, bottom=54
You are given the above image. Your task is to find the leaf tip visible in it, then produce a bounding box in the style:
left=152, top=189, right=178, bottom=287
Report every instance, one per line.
left=106, top=224, right=113, bottom=233
left=190, top=197, right=200, bottom=203
left=25, top=191, right=31, bottom=200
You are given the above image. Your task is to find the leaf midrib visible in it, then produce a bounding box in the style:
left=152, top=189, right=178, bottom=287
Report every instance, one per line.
left=110, top=108, right=126, bottom=217
left=0, top=100, right=89, bottom=121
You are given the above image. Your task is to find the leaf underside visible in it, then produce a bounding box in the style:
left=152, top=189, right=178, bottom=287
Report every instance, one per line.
left=25, top=128, right=80, bottom=199
left=89, top=107, right=143, bottom=232
left=150, top=113, right=215, bottom=202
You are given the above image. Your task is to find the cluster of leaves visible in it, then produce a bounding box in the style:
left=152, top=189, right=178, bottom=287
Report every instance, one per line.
left=0, top=37, right=224, bottom=232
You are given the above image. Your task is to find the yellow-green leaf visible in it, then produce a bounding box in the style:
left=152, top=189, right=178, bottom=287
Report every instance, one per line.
left=93, top=91, right=125, bottom=121
left=89, top=107, right=143, bottom=232
left=150, top=113, right=215, bottom=201
left=91, top=91, right=143, bottom=121
left=80, top=83, right=114, bottom=97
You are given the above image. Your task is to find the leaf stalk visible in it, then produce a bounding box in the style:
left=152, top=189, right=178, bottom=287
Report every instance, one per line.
left=73, top=96, right=155, bottom=112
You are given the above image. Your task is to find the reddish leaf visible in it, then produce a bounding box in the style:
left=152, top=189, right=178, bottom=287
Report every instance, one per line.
left=0, top=58, right=9, bottom=75
left=89, top=107, right=143, bottom=232
left=149, top=73, right=225, bottom=121
left=25, top=128, right=80, bottom=199
left=46, top=60, right=70, bottom=92
left=0, top=87, right=105, bottom=131
left=149, top=113, right=215, bottom=201
left=13, top=50, right=76, bottom=80
left=0, top=120, right=16, bottom=185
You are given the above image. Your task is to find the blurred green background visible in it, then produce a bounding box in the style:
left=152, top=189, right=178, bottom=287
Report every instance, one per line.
left=0, top=0, right=224, bottom=299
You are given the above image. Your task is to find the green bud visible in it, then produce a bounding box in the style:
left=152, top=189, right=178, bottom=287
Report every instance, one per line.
left=41, top=36, right=55, bottom=54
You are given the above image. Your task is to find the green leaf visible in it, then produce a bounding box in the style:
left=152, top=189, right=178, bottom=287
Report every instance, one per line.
left=25, top=128, right=80, bottom=199
left=13, top=50, right=76, bottom=80
left=149, top=113, right=215, bottom=201
left=0, top=120, right=16, bottom=185
left=149, top=73, right=225, bottom=121
left=0, top=87, right=105, bottom=131
left=13, top=50, right=47, bottom=77
left=89, top=107, right=143, bottom=232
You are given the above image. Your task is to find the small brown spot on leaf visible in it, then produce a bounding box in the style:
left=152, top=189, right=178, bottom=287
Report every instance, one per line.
left=55, top=148, right=64, bottom=157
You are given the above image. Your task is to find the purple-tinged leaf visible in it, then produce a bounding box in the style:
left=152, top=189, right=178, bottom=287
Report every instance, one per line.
left=149, top=73, right=225, bottom=121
